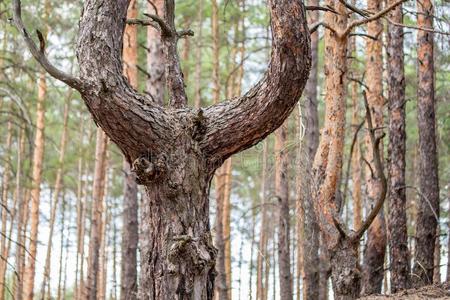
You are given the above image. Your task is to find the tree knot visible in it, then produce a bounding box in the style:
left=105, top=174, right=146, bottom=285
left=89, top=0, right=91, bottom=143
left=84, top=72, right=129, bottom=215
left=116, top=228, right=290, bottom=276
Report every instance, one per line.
left=167, top=234, right=216, bottom=273
left=192, top=108, right=207, bottom=141
left=132, top=154, right=167, bottom=185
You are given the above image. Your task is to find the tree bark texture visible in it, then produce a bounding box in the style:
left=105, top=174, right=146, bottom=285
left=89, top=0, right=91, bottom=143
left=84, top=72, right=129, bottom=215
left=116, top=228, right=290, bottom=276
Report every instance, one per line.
left=299, top=1, right=321, bottom=296
left=275, top=122, right=293, bottom=300
left=146, top=0, right=165, bottom=105
left=386, top=2, right=410, bottom=293
left=412, top=0, right=440, bottom=287
left=15, top=0, right=311, bottom=298
left=311, top=1, right=361, bottom=299
left=361, top=0, right=387, bottom=295
left=121, top=2, right=139, bottom=299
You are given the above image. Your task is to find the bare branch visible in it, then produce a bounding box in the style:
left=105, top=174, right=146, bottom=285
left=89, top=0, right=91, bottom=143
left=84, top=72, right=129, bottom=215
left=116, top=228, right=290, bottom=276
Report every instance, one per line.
left=309, top=21, right=338, bottom=34
left=386, top=17, right=450, bottom=36
left=11, top=0, right=84, bottom=91
left=306, top=5, right=338, bottom=14
left=126, top=18, right=158, bottom=29
left=342, top=0, right=406, bottom=37
left=349, top=32, right=378, bottom=40
left=177, top=29, right=195, bottom=38
left=351, top=91, right=387, bottom=242
left=144, top=13, right=174, bottom=36
left=338, top=0, right=371, bottom=18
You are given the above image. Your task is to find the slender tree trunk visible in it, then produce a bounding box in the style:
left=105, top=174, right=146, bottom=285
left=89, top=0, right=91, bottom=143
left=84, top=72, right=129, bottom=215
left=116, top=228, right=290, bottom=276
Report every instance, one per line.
left=249, top=196, right=256, bottom=300
left=146, top=0, right=165, bottom=105
left=0, top=118, right=12, bottom=300
left=57, top=193, right=66, bottom=300
left=361, top=0, right=387, bottom=294
left=299, top=1, right=320, bottom=296
left=276, top=122, right=293, bottom=300
left=78, top=159, right=91, bottom=300
left=75, top=118, right=85, bottom=300
left=84, top=128, right=108, bottom=300
left=257, top=141, right=269, bottom=300
left=412, top=0, right=440, bottom=287
left=446, top=186, right=450, bottom=282
left=223, top=158, right=232, bottom=300
left=121, top=2, right=139, bottom=299
left=386, top=1, right=410, bottom=292
left=23, top=71, right=47, bottom=300
left=194, top=0, right=204, bottom=108
left=40, top=95, right=71, bottom=300
left=13, top=129, right=25, bottom=300
left=98, top=172, right=109, bottom=300
left=433, top=226, right=441, bottom=283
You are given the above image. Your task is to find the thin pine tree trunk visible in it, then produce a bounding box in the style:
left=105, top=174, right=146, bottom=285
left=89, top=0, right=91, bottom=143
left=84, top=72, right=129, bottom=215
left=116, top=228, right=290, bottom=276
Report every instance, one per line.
left=361, top=0, right=387, bottom=294
left=40, top=95, right=71, bottom=300
left=386, top=1, right=410, bottom=292
left=12, top=129, right=25, bottom=300
left=120, top=2, right=139, bottom=299
left=275, top=122, right=293, bottom=300
left=84, top=128, right=108, bottom=300
left=412, top=0, right=440, bottom=287
left=0, top=117, right=13, bottom=300
left=146, top=0, right=165, bottom=105
left=257, top=141, right=268, bottom=300
left=75, top=117, right=85, bottom=300
left=194, top=0, right=204, bottom=108
left=57, top=193, right=66, bottom=300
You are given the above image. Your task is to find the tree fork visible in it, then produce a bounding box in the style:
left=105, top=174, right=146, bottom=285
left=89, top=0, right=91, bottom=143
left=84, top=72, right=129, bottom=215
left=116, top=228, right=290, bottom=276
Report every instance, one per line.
left=13, top=0, right=311, bottom=298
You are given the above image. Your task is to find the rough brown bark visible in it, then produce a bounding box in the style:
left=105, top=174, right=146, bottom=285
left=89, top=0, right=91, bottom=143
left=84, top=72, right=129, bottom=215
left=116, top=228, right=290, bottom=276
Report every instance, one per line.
left=14, top=0, right=311, bottom=298
left=275, top=122, right=293, bottom=300
left=386, top=1, right=410, bottom=293
left=146, top=0, right=165, bottom=105
left=121, top=2, right=139, bottom=299
left=84, top=128, right=108, bottom=300
left=298, top=0, right=321, bottom=297
left=361, top=0, right=387, bottom=294
left=412, top=0, right=440, bottom=287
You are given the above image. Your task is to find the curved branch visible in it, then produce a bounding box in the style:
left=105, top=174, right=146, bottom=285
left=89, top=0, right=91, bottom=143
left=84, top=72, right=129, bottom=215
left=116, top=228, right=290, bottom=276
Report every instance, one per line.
left=342, top=0, right=406, bottom=37
left=351, top=91, right=387, bottom=242
left=200, top=0, right=311, bottom=165
left=11, top=0, right=84, bottom=91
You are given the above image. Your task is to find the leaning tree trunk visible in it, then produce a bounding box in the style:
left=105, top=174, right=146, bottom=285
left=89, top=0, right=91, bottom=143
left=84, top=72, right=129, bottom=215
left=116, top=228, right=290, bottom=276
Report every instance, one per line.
left=13, top=0, right=311, bottom=298
left=386, top=0, right=410, bottom=293
left=121, top=1, right=139, bottom=299
left=361, top=0, right=387, bottom=294
left=412, top=0, right=440, bottom=287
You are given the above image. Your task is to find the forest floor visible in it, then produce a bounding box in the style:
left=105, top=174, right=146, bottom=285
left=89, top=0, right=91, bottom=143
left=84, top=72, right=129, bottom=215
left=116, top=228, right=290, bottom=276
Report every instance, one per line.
left=360, top=282, right=450, bottom=299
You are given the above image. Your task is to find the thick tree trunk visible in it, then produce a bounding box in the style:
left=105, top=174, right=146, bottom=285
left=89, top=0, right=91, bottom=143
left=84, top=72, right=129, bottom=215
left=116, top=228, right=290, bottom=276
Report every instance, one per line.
left=361, top=0, right=387, bottom=295
left=412, top=0, right=440, bottom=287
left=386, top=1, right=410, bottom=293
left=14, top=0, right=311, bottom=298
left=121, top=2, right=139, bottom=299
left=84, top=128, right=108, bottom=300
left=23, top=70, right=47, bottom=300
left=275, top=122, right=293, bottom=300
